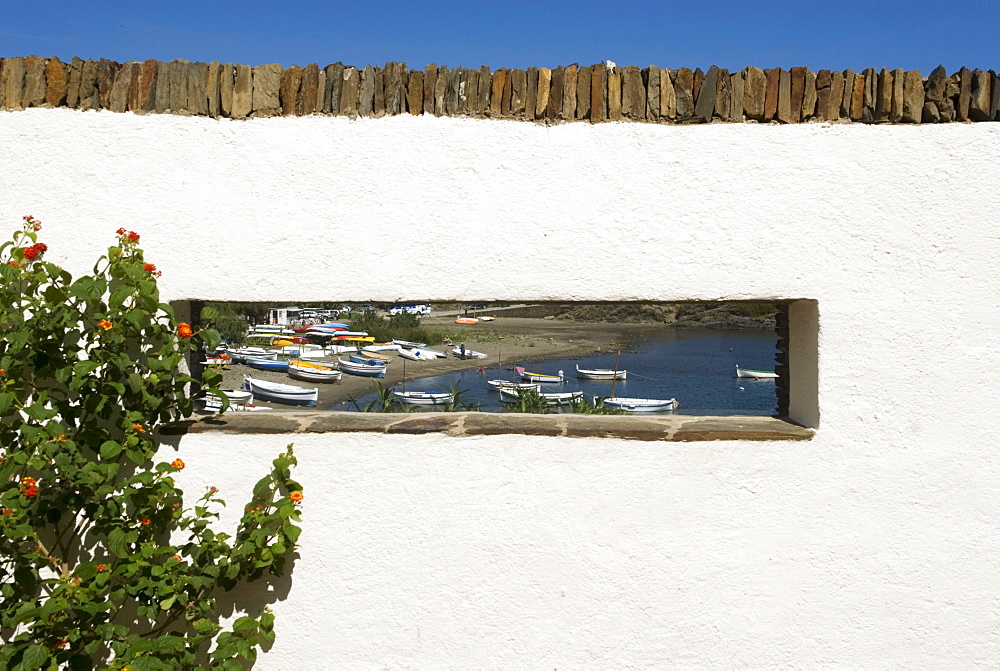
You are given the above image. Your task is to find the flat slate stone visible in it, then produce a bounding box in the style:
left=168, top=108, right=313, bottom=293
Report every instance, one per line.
left=576, top=65, right=591, bottom=119
left=590, top=63, right=606, bottom=122
left=644, top=65, right=659, bottom=119
left=827, top=70, right=845, bottom=120
left=298, top=63, right=320, bottom=115
left=358, top=65, right=375, bottom=116
left=251, top=63, right=282, bottom=116
left=840, top=70, right=854, bottom=118
left=674, top=67, right=694, bottom=119
left=802, top=69, right=817, bottom=119
left=693, top=65, right=718, bottom=122
left=44, top=57, right=67, bottom=106
left=477, top=65, right=491, bottom=116
left=776, top=68, right=792, bottom=123
left=547, top=66, right=564, bottom=119
left=850, top=73, right=865, bottom=120
left=992, top=72, right=1000, bottom=120
left=509, top=68, right=526, bottom=117
left=536, top=67, right=551, bottom=118
left=763, top=68, right=779, bottom=121
left=232, top=64, right=253, bottom=118
left=901, top=70, right=923, bottom=123
left=714, top=68, right=731, bottom=121
left=692, top=67, right=703, bottom=101
left=489, top=68, right=504, bottom=116
left=206, top=61, right=221, bottom=117
left=658, top=68, right=676, bottom=120
left=340, top=66, right=360, bottom=117
left=406, top=69, right=423, bottom=114
left=621, top=65, right=644, bottom=120
left=97, top=58, right=120, bottom=109
left=607, top=66, right=622, bottom=121
left=890, top=67, right=904, bottom=122
left=324, top=63, right=343, bottom=114
left=743, top=66, right=765, bottom=121
left=422, top=64, right=436, bottom=115
left=185, top=61, right=208, bottom=115
left=922, top=101, right=940, bottom=123
left=524, top=67, right=538, bottom=120
left=563, top=64, right=577, bottom=120
left=383, top=62, right=405, bottom=115
left=875, top=67, right=892, bottom=121
left=78, top=59, right=100, bottom=111
left=956, top=66, right=971, bottom=121
left=445, top=67, right=460, bottom=115
left=435, top=65, right=449, bottom=115
left=108, top=61, right=132, bottom=112
left=373, top=67, right=386, bottom=116
left=3, top=57, right=25, bottom=108
left=136, top=59, right=158, bottom=112
left=729, top=70, right=743, bottom=121
left=218, top=62, right=235, bottom=117
left=23, top=55, right=47, bottom=107
left=790, top=66, right=806, bottom=122
left=969, top=69, right=991, bottom=121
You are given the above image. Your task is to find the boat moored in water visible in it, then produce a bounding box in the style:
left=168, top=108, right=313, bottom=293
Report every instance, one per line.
left=575, top=363, right=626, bottom=380
left=602, top=397, right=677, bottom=412
left=515, top=366, right=565, bottom=383
left=736, top=365, right=778, bottom=379
left=390, top=389, right=455, bottom=406
left=499, top=388, right=583, bottom=404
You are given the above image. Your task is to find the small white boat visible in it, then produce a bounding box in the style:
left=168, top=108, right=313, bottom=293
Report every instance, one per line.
left=288, top=360, right=342, bottom=383
left=602, top=397, right=677, bottom=412
left=500, top=388, right=583, bottom=404
left=515, top=366, right=565, bottom=383
left=227, top=347, right=278, bottom=363
left=198, top=389, right=253, bottom=412
left=203, top=356, right=233, bottom=366
left=398, top=347, right=443, bottom=361
left=363, top=343, right=403, bottom=352
left=390, top=389, right=455, bottom=406
left=338, top=358, right=387, bottom=378
left=486, top=379, right=541, bottom=392
left=575, top=363, right=626, bottom=380
left=242, top=375, right=318, bottom=407
left=297, top=345, right=357, bottom=358
left=391, top=339, right=427, bottom=349
left=736, top=365, right=778, bottom=379
left=452, top=346, right=488, bottom=359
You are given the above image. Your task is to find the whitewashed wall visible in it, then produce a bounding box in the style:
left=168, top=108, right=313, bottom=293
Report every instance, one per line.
left=2, top=108, right=999, bottom=666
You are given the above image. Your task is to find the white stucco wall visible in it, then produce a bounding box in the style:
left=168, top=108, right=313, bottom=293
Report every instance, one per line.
left=2, top=108, right=999, bottom=666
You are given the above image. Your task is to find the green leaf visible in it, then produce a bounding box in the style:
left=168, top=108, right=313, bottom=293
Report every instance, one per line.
left=99, top=440, right=123, bottom=460
left=20, top=644, right=51, bottom=669
left=73, top=360, right=101, bottom=377
left=0, top=392, right=13, bottom=415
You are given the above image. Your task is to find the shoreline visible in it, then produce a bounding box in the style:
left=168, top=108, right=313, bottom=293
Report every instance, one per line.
left=218, top=317, right=666, bottom=411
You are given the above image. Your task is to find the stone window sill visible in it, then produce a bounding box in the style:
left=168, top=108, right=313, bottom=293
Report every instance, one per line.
left=162, top=412, right=813, bottom=441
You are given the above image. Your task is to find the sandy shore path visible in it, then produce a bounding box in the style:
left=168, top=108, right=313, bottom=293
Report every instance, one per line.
left=219, top=317, right=663, bottom=411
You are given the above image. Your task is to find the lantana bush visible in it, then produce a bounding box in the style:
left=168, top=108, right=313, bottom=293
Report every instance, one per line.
left=0, top=217, right=302, bottom=669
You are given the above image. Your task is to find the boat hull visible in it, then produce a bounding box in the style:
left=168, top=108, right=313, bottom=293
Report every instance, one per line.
left=603, top=397, right=677, bottom=412
left=245, top=357, right=289, bottom=372
left=242, top=376, right=318, bottom=407
left=500, top=388, right=583, bottom=404
left=338, top=359, right=387, bottom=378
left=391, top=390, right=455, bottom=406
left=736, top=366, right=778, bottom=379
left=575, top=364, right=626, bottom=380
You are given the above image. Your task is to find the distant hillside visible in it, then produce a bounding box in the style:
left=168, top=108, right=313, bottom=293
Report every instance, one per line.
left=496, top=303, right=777, bottom=329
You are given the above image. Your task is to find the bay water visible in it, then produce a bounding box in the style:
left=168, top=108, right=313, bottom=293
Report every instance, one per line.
left=343, top=328, right=779, bottom=415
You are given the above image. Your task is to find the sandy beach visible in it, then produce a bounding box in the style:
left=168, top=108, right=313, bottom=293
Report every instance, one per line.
left=217, top=317, right=665, bottom=411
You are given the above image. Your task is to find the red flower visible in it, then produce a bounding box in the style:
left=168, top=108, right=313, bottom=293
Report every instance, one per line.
left=97, top=319, right=113, bottom=331
left=290, top=491, right=304, bottom=503
left=128, top=231, right=140, bottom=243
left=140, top=516, right=151, bottom=526
left=96, top=564, right=108, bottom=571
left=170, top=458, right=184, bottom=470
left=116, top=227, right=126, bottom=236
left=19, top=477, right=38, bottom=499
left=2, top=508, right=11, bottom=516
left=7, top=260, right=18, bottom=267
left=132, top=423, right=146, bottom=433
left=22, top=243, right=47, bottom=260
left=172, top=554, right=182, bottom=561
left=144, top=263, right=156, bottom=272
left=177, top=323, right=193, bottom=338
left=54, top=638, right=67, bottom=649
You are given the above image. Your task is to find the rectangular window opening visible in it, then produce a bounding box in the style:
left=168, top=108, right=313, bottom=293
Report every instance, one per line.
left=174, top=300, right=818, bottom=440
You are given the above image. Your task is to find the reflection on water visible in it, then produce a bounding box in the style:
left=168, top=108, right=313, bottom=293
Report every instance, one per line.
left=342, top=328, right=778, bottom=416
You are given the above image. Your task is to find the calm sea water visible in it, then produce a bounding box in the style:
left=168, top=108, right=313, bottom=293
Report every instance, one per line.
left=342, top=328, right=779, bottom=415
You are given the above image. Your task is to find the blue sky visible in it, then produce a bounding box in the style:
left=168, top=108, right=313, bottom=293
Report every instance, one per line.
left=0, top=1, right=996, bottom=74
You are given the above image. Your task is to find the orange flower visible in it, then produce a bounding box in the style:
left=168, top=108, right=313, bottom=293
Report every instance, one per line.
left=97, top=319, right=113, bottom=330
left=54, top=638, right=66, bottom=649
left=0, top=369, right=5, bottom=375
left=171, top=458, right=184, bottom=470
left=2, top=508, right=11, bottom=516
left=7, top=260, right=18, bottom=268
left=22, top=243, right=47, bottom=260
left=140, top=516, right=151, bottom=525
left=172, top=554, right=182, bottom=561
left=177, top=323, right=193, bottom=338
left=19, top=477, right=37, bottom=498
left=96, top=564, right=108, bottom=571
left=290, top=491, right=304, bottom=503
left=132, top=423, right=146, bottom=433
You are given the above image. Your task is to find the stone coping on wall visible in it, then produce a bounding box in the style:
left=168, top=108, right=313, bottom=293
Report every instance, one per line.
left=161, top=412, right=814, bottom=442
left=0, top=56, right=997, bottom=124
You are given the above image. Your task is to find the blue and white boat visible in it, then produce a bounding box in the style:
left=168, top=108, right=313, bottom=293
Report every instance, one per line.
left=242, top=375, right=318, bottom=407
left=349, top=352, right=390, bottom=366
left=338, top=358, right=387, bottom=378
left=245, top=357, right=289, bottom=372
